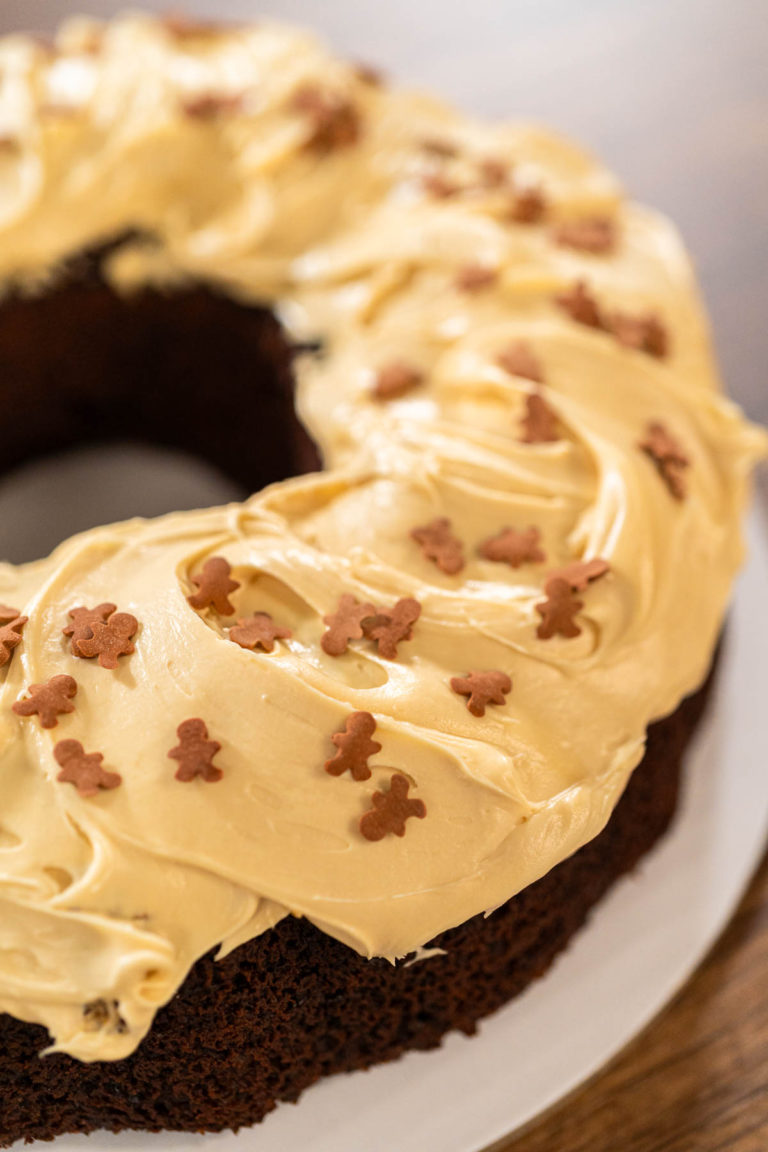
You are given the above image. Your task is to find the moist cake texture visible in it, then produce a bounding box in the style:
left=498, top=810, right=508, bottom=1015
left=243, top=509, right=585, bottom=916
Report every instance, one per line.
left=0, top=12, right=764, bottom=1143
left=0, top=658, right=716, bottom=1145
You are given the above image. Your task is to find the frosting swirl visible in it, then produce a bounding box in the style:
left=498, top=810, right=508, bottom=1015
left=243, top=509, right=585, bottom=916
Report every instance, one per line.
left=0, top=14, right=764, bottom=1061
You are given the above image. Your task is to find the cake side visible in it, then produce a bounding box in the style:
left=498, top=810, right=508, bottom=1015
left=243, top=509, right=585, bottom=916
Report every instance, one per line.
left=0, top=656, right=716, bottom=1148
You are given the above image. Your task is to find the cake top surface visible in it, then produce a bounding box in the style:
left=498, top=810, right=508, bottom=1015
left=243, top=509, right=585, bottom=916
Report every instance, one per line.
left=0, top=12, right=764, bottom=1061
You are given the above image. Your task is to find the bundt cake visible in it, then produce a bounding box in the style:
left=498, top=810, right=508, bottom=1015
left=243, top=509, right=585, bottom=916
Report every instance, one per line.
left=0, top=12, right=764, bottom=1146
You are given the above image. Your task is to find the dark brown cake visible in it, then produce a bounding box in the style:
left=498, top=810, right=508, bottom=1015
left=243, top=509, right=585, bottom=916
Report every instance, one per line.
left=0, top=230, right=724, bottom=1145
left=0, top=237, right=319, bottom=497
left=0, top=655, right=716, bottom=1147
left=0, top=13, right=760, bottom=1147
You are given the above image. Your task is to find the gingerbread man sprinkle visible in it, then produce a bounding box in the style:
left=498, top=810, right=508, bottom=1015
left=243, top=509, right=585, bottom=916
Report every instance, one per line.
left=535, top=577, right=584, bottom=640
left=291, top=84, right=361, bottom=152
left=547, top=558, right=610, bottom=591
left=496, top=340, right=544, bottom=384
left=63, top=604, right=115, bottom=652
left=324, top=712, right=382, bottom=781
left=13, top=675, right=77, bottom=728
left=554, top=217, right=616, bottom=254
left=71, top=611, right=138, bottom=670
left=360, top=773, right=427, bottom=841
left=181, top=92, right=244, bottom=120
left=520, top=392, right=560, bottom=444
left=0, top=615, right=27, bottom=667
left=362, top=598, right=421, bottom=660
left=372, top=361, right=425, bottom=401
left=608, top=312, right=668, bottom=359
left=508, top=186, right=547, bottom=224
left=168, top=719, right=223, bottom=783
left=479, top=526, right=546, bottom=569
left=555, top=280, right=603, bottom=329
left=321, top=594, right=377, bottom=657
left=187, top=557, right=240, bottom=616
left=411, top=517, right=465, bottom=575
left=450, top=670, right=512, bottom=717
left=455, top=263, right=498, bottom=292
left=54, top=739, right=121, bottom=798
left=229, top=613, right=292, bottom=653
left=639, top=421, right=690, bottom=500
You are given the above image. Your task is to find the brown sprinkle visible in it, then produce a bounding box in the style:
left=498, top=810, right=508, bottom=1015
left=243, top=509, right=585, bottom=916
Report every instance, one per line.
left=455, top=263, right=498, bottom=293
left=419, top=137, right=460, bottom=158
left=0, top=136, right=20, bottom=156
left=554, top=217, right=616, bottom=254
left=72, top=611, right=138, bottom=670
left=162, top=14, right=228, bottom=40
left=353, top=61, right=384, bottom=87
left=0, top=604, right=20, bottom=624
left=497, top=340, right=544, bottom=383
left=479, top=526, right=546, bottom=568
left=547, top=557, right=610, bottom=591
left=181, top=92, right=244, bottom=120
left=520, top=391, right=560, bottom=444
left=168, top=719, right=223, bottom=783
left=660, top=459, right=688, bottom=501
left=372, top=360, right=425, bottom=401
left=639, top=421, right=689, bottom=500
left=410, top=517, right=465, bottom=575
left=321, top=593, right=377, bottom=657
left=476, top=156, right=510, bottom=188
left=608, top=312, right=669, bottom=359
left=291, top=84, right=361, bottom=152
left=54, top=739, right=121, bottom=798
left=0, top=616, right=27, bottom=668
left=65, top=603, right=137, bottom=669
left=421, top=171, right=461, bottom=200
left=188, top=557, right=240, bottom=616
left=555, top=280, right=603, bottom=329
left=13, top=675, right=77, bottom=729
left=508, top=186, right=547, bottom=224
left=360, top=773, right=426, bottom=841
left=74, top=29, right=104, bottom=56
left=324, top=712, right=382, bottom=781
left=229, top=612, right=292, bottom=653
left=535, top=576, right=583, bottom=640
left=63, top=603, right=116, bottom=654
left=450, top=670, right=512, bottom=717
left=362, top=597, right=421, bottom=660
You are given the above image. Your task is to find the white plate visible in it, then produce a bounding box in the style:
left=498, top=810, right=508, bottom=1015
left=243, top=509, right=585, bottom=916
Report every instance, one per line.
left=19, top=501, right=766, bottom=1151
left=1, top=4, right=765, bottom=1146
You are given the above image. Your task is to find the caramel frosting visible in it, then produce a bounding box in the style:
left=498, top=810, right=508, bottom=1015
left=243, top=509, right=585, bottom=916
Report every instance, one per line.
left=0, top=13, right=765, bottom=1061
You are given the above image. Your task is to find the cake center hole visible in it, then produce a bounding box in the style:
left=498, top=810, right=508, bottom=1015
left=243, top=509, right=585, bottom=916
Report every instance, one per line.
left=0, top=443, right=243, bottom=564
left=0, top=248, right=320, bottom=564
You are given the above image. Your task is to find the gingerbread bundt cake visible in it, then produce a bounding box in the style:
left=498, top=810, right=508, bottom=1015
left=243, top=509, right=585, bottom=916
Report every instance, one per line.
left=0, top=13, right=765, bottom=1146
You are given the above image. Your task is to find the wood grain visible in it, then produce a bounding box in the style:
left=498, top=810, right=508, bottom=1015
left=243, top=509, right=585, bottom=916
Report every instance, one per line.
left=489, top=849, right=768, bottom=1152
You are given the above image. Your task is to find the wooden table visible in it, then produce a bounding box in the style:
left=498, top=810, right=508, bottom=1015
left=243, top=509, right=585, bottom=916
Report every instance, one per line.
left=2, top=2, right=767, bottom=1147
left=489, top=851, right=768, bottom=1152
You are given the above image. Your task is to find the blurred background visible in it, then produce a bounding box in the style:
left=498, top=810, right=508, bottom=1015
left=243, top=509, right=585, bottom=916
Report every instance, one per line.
left=0, top=0, right=765, bottom=559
